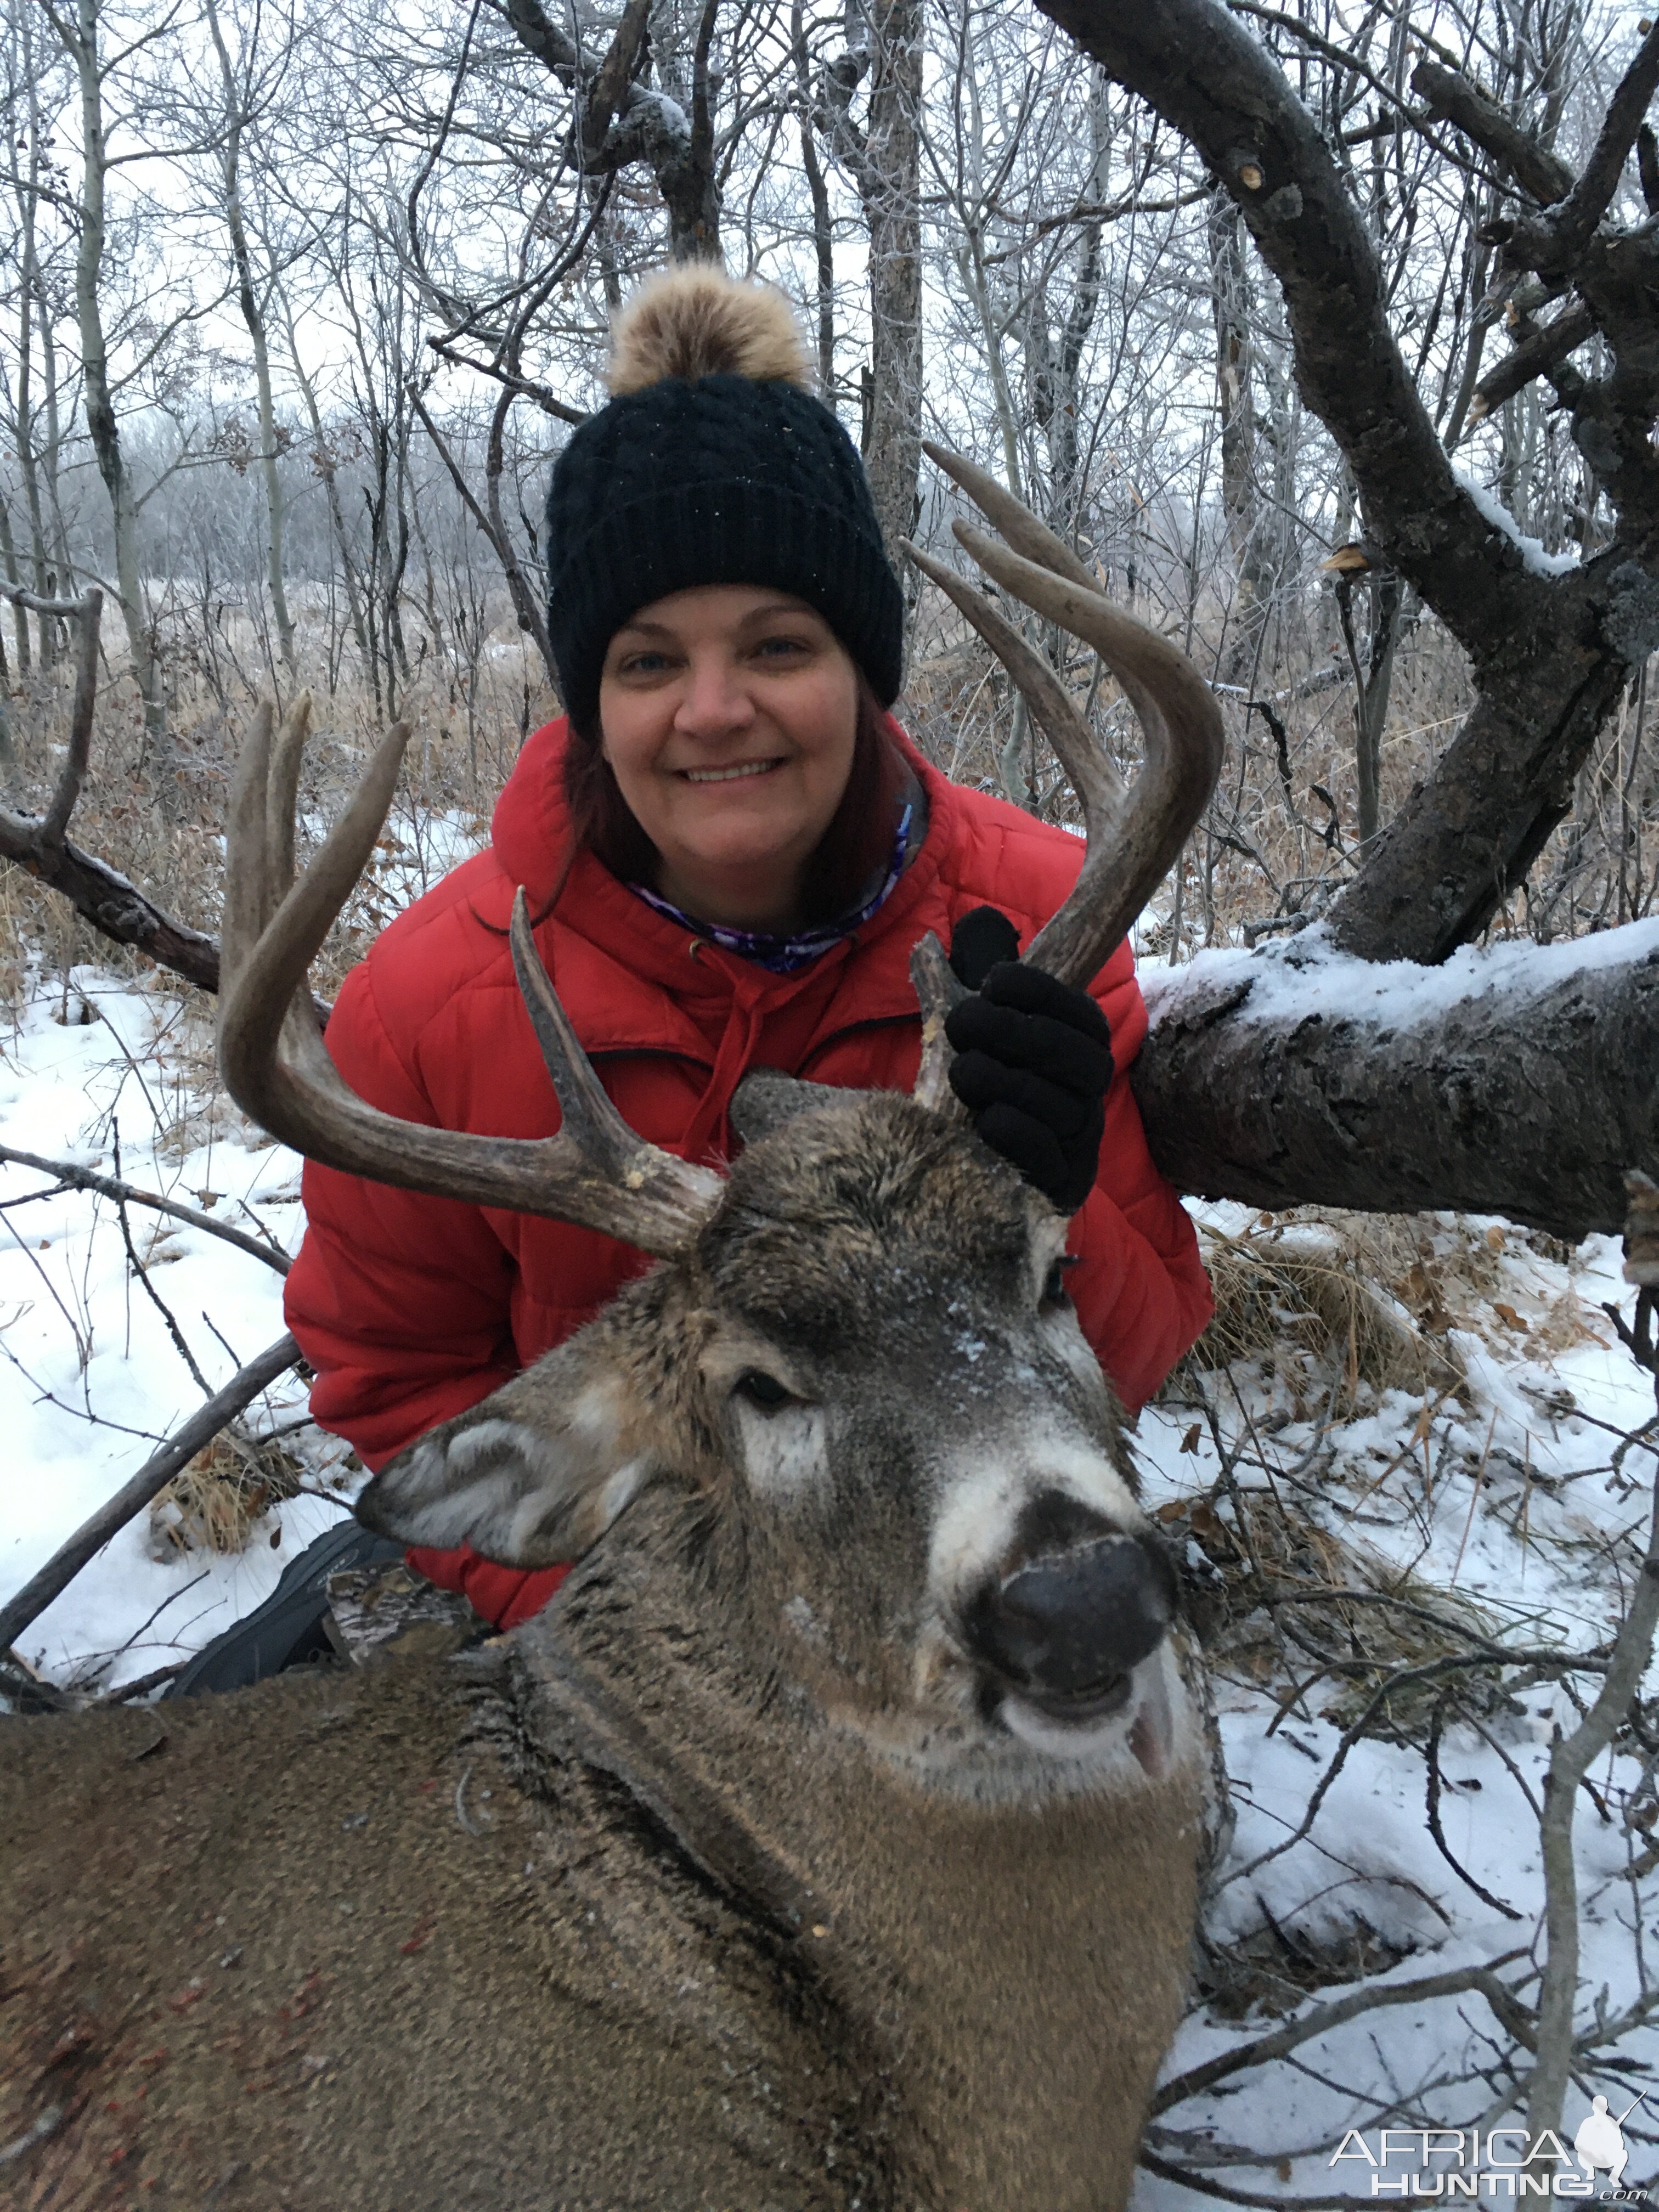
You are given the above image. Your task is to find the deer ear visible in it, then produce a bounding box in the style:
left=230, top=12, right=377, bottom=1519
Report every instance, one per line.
left=356, top=1355, right=653, bottom=1568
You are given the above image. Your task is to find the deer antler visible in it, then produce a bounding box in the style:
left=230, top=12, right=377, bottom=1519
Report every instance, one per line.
left=900, top=442, right=1224, bottom=1028
left=217, top=695, right=724, bottom=1259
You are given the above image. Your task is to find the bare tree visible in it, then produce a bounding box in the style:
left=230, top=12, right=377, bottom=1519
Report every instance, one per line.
left=40, top=0, right=172, bottom=774
left=203, top=0, right=300, bottom=679
left=816, top=0, right=924, bottom=552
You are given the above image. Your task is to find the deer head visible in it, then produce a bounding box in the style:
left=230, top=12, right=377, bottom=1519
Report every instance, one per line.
left=218, top=454, right=1222, bottom=1791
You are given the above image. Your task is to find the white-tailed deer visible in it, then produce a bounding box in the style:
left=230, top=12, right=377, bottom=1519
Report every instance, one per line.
left=1, top=452, right=1224, bottom=2212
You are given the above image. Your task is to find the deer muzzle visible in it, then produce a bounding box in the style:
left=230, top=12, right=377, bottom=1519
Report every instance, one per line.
left=962, top=1522, right=1177, bottom=1724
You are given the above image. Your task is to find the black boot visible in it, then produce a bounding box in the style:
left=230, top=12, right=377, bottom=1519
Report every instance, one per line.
left=165, top=1521, right=405, bottom=1699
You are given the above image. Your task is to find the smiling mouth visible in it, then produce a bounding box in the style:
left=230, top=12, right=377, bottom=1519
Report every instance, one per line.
left=681, top=759, right=783, bottom=785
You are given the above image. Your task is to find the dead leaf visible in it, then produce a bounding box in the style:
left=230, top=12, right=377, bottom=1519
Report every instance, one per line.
left=1493, top=1302, right=1528, bottom=1333
left=1179, top=1423, right=1202, bottom=1455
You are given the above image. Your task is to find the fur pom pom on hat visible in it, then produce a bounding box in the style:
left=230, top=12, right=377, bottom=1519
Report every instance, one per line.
left=543, top=267, right=902, bottom=730
left=605, top=266, right=815, bottom=394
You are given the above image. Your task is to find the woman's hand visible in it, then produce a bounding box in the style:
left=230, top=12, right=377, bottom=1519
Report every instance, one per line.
left=945, top=906, right=1114, bottom=1215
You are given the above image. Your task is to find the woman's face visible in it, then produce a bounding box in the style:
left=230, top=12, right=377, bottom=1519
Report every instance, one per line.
left=597, top=584, right=860, bottom=933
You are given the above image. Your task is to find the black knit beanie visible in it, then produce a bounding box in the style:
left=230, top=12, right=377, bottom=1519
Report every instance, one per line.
left=543, top=270, right=904, bottom=731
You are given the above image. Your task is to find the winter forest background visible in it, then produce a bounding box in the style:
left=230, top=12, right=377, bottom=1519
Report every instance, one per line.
left=4, top=0, right=1659, bottom=2200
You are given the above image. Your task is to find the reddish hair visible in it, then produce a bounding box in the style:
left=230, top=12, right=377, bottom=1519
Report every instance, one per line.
left=562, top=673, right=908, bottom=928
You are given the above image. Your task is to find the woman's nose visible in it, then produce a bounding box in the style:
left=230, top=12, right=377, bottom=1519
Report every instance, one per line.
left=674, top=654, right=755, bottom=738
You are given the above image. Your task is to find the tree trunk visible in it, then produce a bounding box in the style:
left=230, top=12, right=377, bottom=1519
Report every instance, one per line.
left=860, top=0, right=923, bottom=555
left=205, top=0, right=296, bottom=679
left=1207, top=187, right=1265, bottom=683
left=0, top=497, right=29, bottom=680
left=57, top=0, right=172, bottom=788
left=793, top=1, right=837, bottom=398
left=278, top=284, right=373, bottom=678
left=1334, top=568, right=1403, bottom=848
left=1131, top=921, right=1659, bottom=1242
left=14, top=1, right=52, bottom=674
left=1045, top=71, right=1110, bottom=540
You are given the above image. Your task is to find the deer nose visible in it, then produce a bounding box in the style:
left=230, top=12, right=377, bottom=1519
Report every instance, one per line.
left=962, top=1515, right=1177, bottom=1712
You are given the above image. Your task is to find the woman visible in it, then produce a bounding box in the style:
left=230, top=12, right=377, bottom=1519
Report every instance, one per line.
left=236, top=268, right=1212, bottom=1663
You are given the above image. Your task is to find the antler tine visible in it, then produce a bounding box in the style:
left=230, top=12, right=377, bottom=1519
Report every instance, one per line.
left=266, top=690, right=312, bottom=909
left=506, top=889, right=726, bottom=1231
left=920, top=440, right=1098, bottom=595
left=217, top=712, right=723, bottom=1261
left=910, top=444, right=1224, bottom=991
left=909, top=933, right=969, bottom=1121
left=224, top=698, right=277, bottom=984
left=899, top=536, right=1126, bottom=871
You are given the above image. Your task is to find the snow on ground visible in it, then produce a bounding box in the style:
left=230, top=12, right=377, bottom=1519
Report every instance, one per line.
left=1134, top=1206, right=1659, bottom=2204
left=0, top=958, right=1655, bottom=2195
left=0, top=970, right=348, bottom=1690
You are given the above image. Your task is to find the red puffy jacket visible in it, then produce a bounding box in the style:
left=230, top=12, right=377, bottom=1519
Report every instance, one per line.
left=283, top=717, right=1212, bottom=1629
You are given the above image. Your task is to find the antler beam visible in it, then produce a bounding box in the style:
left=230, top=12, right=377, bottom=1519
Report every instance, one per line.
left=900, top=442, right=1224, bottom=992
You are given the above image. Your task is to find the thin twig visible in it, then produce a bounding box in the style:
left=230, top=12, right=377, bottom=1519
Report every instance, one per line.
left=1138, top=2147, right=1379, bottom=2210
left=1425, top=1691, right=1525, bottom=1920
left=1151, top=1954, right=1530, bottom=2117
left=39, top=588, right=101, bottom=849
left=95, top=1658, right=187, bottom=1703
left=112, top=1125, right=213, bottom=1396
left=0, top=1142, right=290, bottom=1273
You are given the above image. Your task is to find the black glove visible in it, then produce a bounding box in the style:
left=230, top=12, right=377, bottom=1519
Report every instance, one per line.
left=945, top=906, right=1113, bottom=1215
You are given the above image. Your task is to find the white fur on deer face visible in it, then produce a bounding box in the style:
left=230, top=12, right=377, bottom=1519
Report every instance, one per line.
left=358, top=1093, right=1196, bottom=1797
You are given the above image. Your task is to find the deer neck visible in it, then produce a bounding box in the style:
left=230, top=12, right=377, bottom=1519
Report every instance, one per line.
left=527, top=1498, right=1201, bottom=2212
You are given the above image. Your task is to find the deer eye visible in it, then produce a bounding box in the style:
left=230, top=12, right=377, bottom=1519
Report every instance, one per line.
left=1040, top=1258, right=1076, bottom=1312
left=735, top=1369, right=793, bottom=1412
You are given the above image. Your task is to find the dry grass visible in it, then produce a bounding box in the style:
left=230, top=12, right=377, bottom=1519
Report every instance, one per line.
left=1166, top=1208, right=1613, bottom=1429
left=1192, top=1215, right=1468, bottom=1413
left=147, top=1427, right=309, bottom=1559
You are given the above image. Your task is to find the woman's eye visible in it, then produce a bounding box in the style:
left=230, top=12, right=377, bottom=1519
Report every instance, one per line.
left=1041, top=1260, right=1074, bottom=1311
left=619, top=651, right=670, bottom=675
left=735, top=1369, right=793, bottom=1411
left=754, top=635, right=808, bottom=661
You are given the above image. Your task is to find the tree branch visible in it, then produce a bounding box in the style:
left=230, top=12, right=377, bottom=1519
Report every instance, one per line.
left=1409, top=57, right=1573, bottom=206
left=0, top=1142, right=290, bottom=1274
left=1135, top=919, right=1659, bottom=1239
left=1150, top=1955, right=1530, bottom=2117
left=1469, top=300, right=1596, bottom=424
left=0, top=821, right=224, bottom=992
left=1526, top=1390, right=1659, bottom=2141
left=1028, top=0, right=1547, bottom=667
left=1491, top=23, right=1659, bottom=276
left=582, top=0, right=652, bottom=154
